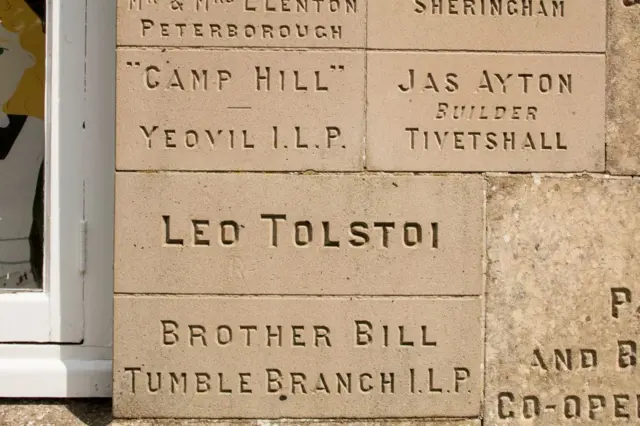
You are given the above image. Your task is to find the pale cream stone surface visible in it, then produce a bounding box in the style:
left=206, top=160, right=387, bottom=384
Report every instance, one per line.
left=116, top=0, right=365, bottom=48
left=116, top=49, right=365, bottom=171
left=606, top=0, right=640, bottom=175
left=366, top=52, right=605, bottom=172
left=485, top=176, right=640, bottom=424
left=114, top=421, right=481, bottom=426
left=113, top=296, right=482, bottom=418
left=114, top=174, right=483, bottom=295
left=0, top=399, right=480, bottom=425
left=368, top=0, right=605, bottom=52
left=0, top=399, right=111, bottom=425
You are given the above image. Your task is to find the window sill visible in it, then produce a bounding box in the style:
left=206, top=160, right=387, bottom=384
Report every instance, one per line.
left=0, top=345, right=111, bottom=397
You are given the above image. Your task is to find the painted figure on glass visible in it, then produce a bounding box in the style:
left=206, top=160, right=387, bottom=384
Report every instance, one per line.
left=0, top=0, right=45, bottom=289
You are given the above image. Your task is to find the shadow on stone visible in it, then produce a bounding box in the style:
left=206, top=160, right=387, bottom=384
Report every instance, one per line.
left=64, top=398, right=113, bottom=425
left=0, top=398, right=112, bottom=425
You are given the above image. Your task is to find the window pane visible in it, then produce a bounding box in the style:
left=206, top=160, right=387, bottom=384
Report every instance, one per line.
left=0, top=0, right=45, bottom=290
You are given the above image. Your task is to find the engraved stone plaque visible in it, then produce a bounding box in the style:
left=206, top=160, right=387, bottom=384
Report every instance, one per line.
left=116, top=49, right=365, bottom=171
left=117, top=0, right=366, bottom=48
left=368, top=0, right=606, bottom=52
left=115, top=174, right=483, bottom=295
left=114, top=297, right=482, bottom=418
left=486, top=177, right=640, bottom=424
left=366, top=52, right=605, bottom=172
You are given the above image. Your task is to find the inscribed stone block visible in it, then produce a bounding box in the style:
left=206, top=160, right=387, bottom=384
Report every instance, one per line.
left=368, top=0, right=605, bottom=52
left=116, top=49, right=365, bottom=171
left=366, top=52, right=605, bottom=172
left=114, top=296, right=482, bottom=418
left=114, top=173, right=484, bottom=295
left=486, top=176, right=640, bottom=424
left=117, top=0, right=365, bottom=48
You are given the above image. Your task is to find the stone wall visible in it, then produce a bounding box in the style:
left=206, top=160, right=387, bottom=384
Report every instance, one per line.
left=112, top=0, right=640, bottom=424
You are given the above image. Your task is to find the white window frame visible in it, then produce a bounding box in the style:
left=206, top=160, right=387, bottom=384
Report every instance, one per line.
left=0, top=0, right=84, bottom=344
left=0, top=0, right=114, bottom=397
